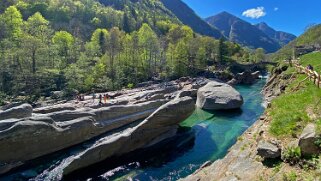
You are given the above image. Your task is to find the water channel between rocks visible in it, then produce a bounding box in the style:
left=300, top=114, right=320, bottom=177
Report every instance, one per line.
left=2, top=79, right=266, bottom=181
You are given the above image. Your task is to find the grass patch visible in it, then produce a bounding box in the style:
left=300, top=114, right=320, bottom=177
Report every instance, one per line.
left=282, top=171, right=297, bottom=181
left=268, top=52, right=321, bottom=137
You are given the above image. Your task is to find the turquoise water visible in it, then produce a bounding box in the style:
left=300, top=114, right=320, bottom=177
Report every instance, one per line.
left=2, top=80, right=266, bottom=181
left=99, top=80, right=266, bottom=180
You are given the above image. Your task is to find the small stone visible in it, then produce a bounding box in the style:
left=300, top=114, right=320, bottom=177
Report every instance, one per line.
left=257, top=140, right=281, bottom=159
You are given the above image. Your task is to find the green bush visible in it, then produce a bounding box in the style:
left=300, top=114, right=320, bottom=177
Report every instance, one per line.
left=282, top=171, right=297, bottom=181
left=282, top=147, right=301, bottom=165
left=127, top=83, right=134, bottom=89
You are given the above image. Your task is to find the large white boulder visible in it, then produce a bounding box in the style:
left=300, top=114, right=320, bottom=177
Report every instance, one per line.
left=196, top=81, right=243, bottom=110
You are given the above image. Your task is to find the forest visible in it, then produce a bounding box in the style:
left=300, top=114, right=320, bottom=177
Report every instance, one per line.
left=0, top=0, right=265, bottom=104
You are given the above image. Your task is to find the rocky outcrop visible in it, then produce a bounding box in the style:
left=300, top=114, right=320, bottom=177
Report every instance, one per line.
left=298, top=124, right=320, bottom=156
left=91, top=100, right=167, bottom=122
left=45, top=110, right=96, bottom=122
left=228, top=71, right=261, bottom=85
left=0, top=100, right=167, bottom=174
left=62, top=97, right=195, bottom=176
left=33, top=103, right=76, bottom=114
left=263, top=65, right=289, bottom=103
left=196, top=81, right=243, bottom=110
left=257, top=140, right=281, bottom=159
left=0, top=104, right=32, bottom=121
left=0, top=116, right=99, bottom=174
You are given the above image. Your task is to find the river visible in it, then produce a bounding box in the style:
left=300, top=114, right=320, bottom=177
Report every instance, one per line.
left=2, top=79, right=266, bottom=181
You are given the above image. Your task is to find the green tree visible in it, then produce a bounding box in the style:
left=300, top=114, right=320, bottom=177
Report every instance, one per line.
left=90, top=28, right=109, bottom=56
left=138, top=23, right=159, bottom=78
left=2, top=6, right=23, bottom=40
left=25, top=12, right=50, bottom=42
left=52, top=31, right=75, bottom=68
left=217, top=38, right=228, bottom=63
left=255, top=48, right=265, bottom=62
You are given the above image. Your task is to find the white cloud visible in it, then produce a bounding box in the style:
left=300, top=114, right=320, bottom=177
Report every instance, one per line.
left=274, top=7, right=279, bottom=11
left=242, top=7, right=266, bottom=19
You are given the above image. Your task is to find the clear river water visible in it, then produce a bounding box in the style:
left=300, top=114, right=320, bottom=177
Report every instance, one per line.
left=2, top=79, right=266, bottom=181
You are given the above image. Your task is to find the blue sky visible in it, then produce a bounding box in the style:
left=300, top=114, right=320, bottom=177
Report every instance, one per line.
left=182, top=0, right=321, bottom=36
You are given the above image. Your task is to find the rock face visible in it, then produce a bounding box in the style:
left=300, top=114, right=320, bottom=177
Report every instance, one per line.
left=33, top=103, right=76, bottom=114
left=228, top=71, right=261, bottom=85
left=196, top=81, right=243, bottom=110
left=0, top=77, right=208, bottom=176
left=299, top=124, right=320, bottom=156
left=0, top=116, right=98, bottom=171
left=0, top=104, right=32, bottom=121
left=257, top=141, right=281, bottom=159
left=0, top=100, right=166, bottom=174
left=62, top=97, right=195, bottom=176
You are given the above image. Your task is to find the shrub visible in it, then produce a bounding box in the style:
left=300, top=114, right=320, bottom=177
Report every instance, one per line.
left=282, top=147, right=301, bottom=165
left=282, top=171, right=297, bottom=181
left=127, top=83, right=134, bottom=89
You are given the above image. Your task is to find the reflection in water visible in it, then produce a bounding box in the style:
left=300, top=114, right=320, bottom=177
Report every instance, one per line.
left=1, top=80, right=266, bottom=181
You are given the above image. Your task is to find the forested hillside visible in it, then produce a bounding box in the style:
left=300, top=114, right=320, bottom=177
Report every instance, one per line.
left=0, top=1, right=255, bottom=104
left=160, top=0, right=223, bottom=39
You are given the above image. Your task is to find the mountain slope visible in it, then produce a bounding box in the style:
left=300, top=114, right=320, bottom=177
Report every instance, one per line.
left=255, top=22, right=296, bottom=46
left=206, top=12, right=281, bottom=53
left=272, top=24, right=321, bottom=60
left=160, top=0, right=223, bottom=39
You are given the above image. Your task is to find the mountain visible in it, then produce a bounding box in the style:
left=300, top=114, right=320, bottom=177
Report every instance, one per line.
left=160, top=0, right=223, bottom=39
left=205, top=12, right=281, bottom=53
left=255, top=22, right=296, bottom=46
left=272, top=24, right=321, bottom=60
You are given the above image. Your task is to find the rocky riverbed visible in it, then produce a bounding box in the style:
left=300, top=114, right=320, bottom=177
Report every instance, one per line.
left=0, top=76, right=248, bottom=179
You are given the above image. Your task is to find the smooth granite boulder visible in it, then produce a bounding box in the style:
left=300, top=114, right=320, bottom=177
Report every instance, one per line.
left=0, top=100, right=168, bottom=174
left=0, top=104, right=33, bottom=121
left=33, top=103, right=76, bottom=114
left=196, top=81, right=243, bottom=110
left=62, top=97, right=195, bottom=175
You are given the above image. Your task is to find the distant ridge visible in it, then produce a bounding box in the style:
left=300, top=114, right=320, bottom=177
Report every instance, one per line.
left=205, top=11, right=296, bottom=53
left=255, top=22, right=296, bottom=46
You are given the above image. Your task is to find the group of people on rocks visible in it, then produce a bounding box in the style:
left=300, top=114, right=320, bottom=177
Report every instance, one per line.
left=76, top=92, right=112, bottom=105
left=91, top=93, right=111, bottom=105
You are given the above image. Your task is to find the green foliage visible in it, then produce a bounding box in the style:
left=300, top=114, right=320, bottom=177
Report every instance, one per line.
left=2, top=6, right=23, bottom=40
left=282, top=147, right=301, bottom=165
left=127, top=83, right=134, bottom=89
left=0, top=2, right=249, bottom=103
left=282, top=171, right=297, bottom=181
left=272, top=24, right=321, bottom=61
